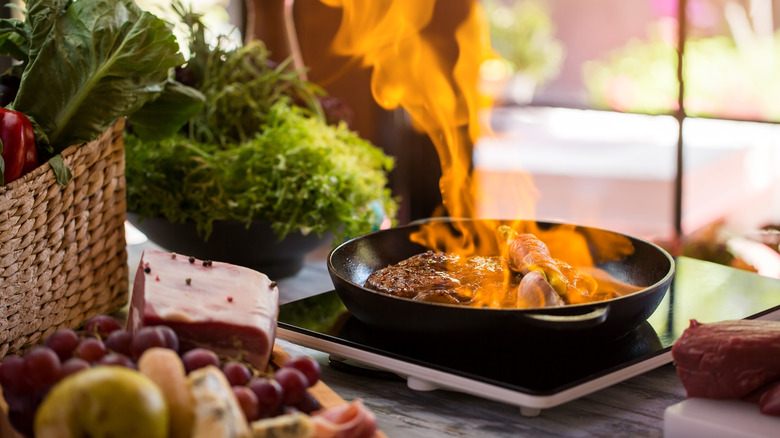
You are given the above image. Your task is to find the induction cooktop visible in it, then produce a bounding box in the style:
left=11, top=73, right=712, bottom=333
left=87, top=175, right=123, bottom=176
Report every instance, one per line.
left=276, top=257, right=780, bottom=416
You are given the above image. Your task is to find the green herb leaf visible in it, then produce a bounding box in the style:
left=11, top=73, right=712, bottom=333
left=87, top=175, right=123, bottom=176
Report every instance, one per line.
left=47, top=154, right=72, bottom=186
left=0, top=17, right=31, bottom=62
left=11, top=0, right=185, bottom=152
left=126, top=100, right=397, bottom=243
left=25, top=0, right=70, bottom=62
left=126, top=5, right=397, bottom=244
left=170, top=2, right=325, bottom=146
left=130, top=80, right=205, bottom=142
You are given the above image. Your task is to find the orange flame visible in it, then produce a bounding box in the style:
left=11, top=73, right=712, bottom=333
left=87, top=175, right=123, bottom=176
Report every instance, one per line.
left=323, top=0, right=635, bottom=302
left=321, top=0, right=501, bottom=253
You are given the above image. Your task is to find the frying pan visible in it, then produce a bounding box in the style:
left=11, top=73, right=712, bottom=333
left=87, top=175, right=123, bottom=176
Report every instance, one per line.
left=328, top=218, right=675, bottom=341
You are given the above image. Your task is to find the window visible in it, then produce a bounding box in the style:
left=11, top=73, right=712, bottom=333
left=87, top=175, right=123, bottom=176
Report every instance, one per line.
left=476, top=0, right=780, bottom=276
left=135, top=0, right=244, bottom=53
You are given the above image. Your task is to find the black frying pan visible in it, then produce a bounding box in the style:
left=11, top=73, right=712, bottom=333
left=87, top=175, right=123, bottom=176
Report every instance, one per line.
left=328, top=218, right=675, bottom=341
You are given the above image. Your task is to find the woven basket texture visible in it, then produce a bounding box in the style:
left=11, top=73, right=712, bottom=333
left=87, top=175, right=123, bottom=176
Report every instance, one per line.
left=0, top=120, right=128, bottom=359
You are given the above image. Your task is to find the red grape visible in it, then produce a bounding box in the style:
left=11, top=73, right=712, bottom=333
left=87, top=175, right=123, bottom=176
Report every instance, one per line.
left=223, top=361, right=252, bottom=386
left=181, top=348, right=220, bottom=374
left=155, top=325, right=180, bottom=352
left=0, top=356, right=31, bottom=393
left=274, top=367, right=308, bottom=405
left=23, top=347, right=61, bottom=388
left=248, top=377, right=284, bottom=413
left=104, top=330, right=134, bottom=356
left=7, top=408, right=35, bottom=438
left=76, top=338, right=107, bottom=363
left=283, top=356, right=321, bottom=387
left=130, top=326, right=167, bottom=360
left=1, top=387, right=31, bottom=413
left=232, top=385, right=260, bottom=421
left=60, top=357, right=91, bottom=378
left=96, top=353, right=137, bottom=369
left=45, top=328, right=80, bottom=361
left=83, top=315, right=121, bottom=338
left=293, top=391, right=322, bottom=414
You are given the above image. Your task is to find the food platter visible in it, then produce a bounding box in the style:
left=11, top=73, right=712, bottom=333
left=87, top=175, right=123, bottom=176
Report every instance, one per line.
left=0, top=343, right=386, bottom=438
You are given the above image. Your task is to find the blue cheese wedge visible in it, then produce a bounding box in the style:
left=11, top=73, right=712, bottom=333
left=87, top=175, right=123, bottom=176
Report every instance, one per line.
left=188, top=365, right=251, bottom=438
left=250, top=413, right=314, bottom=438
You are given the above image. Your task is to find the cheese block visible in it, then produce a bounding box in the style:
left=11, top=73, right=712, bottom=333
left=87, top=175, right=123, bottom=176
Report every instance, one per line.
left=250, top=413, right=314, bottom=438
left=188, top=365, right=251, bottom=438
left=127, top=249, right=279, bottom=370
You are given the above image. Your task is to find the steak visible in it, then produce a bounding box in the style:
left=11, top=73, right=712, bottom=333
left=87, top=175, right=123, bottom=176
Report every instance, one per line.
left=672, top=319, right=780, bottom=405
left=364, top=251, right=520, bottom=306
left=365, top=251, right=459, bottom=298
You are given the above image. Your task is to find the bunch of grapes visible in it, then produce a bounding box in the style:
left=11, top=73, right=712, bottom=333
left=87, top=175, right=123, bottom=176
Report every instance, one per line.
left=0, top=314, right=322, bottom=437
left=180, top=347, right=322, bottom=420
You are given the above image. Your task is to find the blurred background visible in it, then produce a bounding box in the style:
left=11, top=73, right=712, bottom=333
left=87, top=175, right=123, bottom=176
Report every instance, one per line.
left=12, top=0, right=779, bottom=277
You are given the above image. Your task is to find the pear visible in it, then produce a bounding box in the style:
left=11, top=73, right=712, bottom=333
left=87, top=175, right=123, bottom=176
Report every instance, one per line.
left=138, top=347, right=195, bottom=438
left=34, top=366, right=169, bottom=438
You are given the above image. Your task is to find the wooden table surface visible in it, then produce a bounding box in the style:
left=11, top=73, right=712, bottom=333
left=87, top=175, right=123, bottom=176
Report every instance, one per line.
left=7, top=233, right=770, bottom=438
left=125, top=238, right=690, bottom=438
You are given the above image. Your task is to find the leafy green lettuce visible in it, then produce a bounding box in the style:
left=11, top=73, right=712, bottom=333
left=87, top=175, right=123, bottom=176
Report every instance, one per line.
left=125, top=100, right=397, bottom=243
left=1, top=0, right=202, bottom=156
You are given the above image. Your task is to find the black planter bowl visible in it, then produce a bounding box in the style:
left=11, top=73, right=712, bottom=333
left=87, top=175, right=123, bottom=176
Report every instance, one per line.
left=127, top=212, right=331, bottom=280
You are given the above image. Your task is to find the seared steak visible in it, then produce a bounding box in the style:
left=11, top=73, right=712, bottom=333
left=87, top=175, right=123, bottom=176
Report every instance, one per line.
left=364, top=251, right=523, bottom=306
left=365, top=251, right=465, bottom=301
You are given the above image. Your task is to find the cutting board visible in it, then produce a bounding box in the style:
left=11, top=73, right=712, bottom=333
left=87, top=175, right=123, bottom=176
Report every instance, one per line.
left=664, top=398, right=780, bottom=438
left=1, top=344, right=384, bottom=437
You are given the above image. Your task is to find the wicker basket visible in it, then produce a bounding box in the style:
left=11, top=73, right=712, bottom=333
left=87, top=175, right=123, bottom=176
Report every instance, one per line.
left=0, top=120, right=129, bottom=359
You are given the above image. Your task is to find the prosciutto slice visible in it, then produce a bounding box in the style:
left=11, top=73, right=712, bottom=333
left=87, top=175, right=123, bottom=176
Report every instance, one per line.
left=311, top=400, right=377, bottom=438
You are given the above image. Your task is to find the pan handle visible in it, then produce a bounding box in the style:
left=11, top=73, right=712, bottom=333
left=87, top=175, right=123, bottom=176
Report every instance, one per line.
left=522, top=306, right=609, bottom=329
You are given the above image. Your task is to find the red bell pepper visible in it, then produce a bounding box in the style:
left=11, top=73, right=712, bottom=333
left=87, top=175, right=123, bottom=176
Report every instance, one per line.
left=0, top=107, right=38, bottom=185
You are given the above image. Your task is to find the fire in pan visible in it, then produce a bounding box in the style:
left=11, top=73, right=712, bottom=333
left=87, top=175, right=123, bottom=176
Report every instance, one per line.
left=328, top=218, right=675, bottom=342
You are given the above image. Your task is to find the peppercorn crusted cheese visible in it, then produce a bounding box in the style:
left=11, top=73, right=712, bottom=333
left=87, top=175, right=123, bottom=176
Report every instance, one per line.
left=127, top=249, right=279, bottom=370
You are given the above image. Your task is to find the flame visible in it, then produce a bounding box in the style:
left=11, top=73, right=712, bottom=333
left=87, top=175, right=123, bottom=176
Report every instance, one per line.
left=321, top=0, right=500, bottom=253
left=323, top=0, right=636, bottom=304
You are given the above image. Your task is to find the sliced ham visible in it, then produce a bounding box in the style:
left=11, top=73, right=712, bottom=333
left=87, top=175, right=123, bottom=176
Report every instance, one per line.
left=127, top=249, right=279, bottom=370
left=311, top=400, right=377, bottom=438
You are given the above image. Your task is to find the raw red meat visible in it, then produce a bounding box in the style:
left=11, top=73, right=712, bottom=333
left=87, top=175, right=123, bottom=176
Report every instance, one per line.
left=672, top=319, right=780, bottom=400
left=127, top=249, right=279, bottom=370
left=758, top=382, right=780, bottom=415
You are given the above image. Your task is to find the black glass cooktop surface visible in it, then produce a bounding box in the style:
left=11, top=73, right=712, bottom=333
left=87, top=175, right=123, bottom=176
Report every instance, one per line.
left=277, top=257, right=780, bottom=405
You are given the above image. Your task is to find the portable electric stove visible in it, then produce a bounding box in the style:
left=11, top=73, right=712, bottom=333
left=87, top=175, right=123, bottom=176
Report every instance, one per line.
left=276, top=256, right=780, bottom=416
